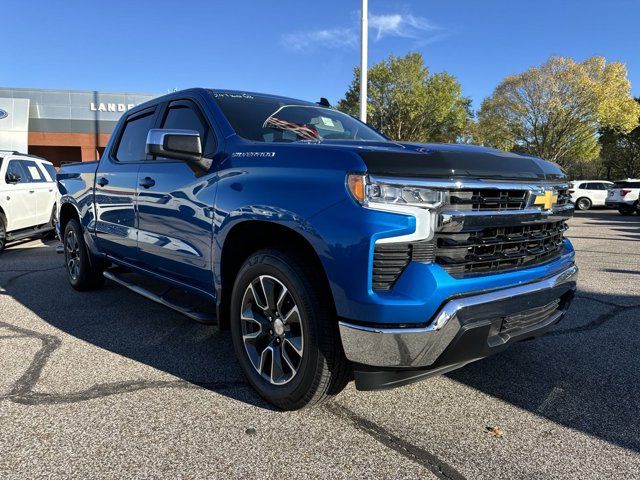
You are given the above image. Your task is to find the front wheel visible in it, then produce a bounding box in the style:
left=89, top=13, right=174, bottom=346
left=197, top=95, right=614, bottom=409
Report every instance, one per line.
left=230, top=249, right=350, bottom=410
left=63, top=219, right=105, bottom=290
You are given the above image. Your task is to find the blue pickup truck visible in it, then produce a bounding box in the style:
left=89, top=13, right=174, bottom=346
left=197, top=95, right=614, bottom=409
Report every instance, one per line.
left=57, top=88, right=578, bottom=410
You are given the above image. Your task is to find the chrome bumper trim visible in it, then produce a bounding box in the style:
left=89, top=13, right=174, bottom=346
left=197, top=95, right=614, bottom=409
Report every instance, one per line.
left=339, top=264, right=578, bottom=368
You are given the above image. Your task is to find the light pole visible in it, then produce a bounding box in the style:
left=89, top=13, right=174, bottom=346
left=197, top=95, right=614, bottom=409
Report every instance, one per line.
left=360, top=0, right=368, bottom=123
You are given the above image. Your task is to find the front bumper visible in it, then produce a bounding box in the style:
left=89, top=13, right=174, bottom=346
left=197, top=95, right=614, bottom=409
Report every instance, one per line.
left=339, top=263, right=578, bottom=389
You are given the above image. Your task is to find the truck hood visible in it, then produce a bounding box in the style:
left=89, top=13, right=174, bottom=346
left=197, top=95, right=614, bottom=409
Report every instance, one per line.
left=314, top=140, right=567, bottom=182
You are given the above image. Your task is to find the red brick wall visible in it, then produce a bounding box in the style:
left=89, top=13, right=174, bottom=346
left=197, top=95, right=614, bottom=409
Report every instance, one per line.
left=28, top=132, right=111, bottom=165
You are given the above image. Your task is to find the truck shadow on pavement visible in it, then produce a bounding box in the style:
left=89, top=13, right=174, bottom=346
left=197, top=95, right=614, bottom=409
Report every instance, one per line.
left=446, top=290, right=640, bottom=452
left=448, top=209, right=640, bottom=452
left=1, top=235, right=639, bottom=453
left=0, top=243, right=269, bottom=409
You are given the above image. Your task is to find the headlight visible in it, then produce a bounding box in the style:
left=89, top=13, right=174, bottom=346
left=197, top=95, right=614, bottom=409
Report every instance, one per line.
left=347, top=174, right=446, bottom=209
left=347, top=174, right=447, bottom=244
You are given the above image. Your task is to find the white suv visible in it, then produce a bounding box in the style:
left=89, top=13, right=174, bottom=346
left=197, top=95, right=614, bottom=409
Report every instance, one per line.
left=605, top=179, right=640, bottom=215
left=569, top=180, right=614, bottom=210
left=0, top=151, right=58, bottom=253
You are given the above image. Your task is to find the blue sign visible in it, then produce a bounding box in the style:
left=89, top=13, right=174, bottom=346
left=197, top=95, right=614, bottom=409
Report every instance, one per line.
left=0, top=109, right=7, bottom=119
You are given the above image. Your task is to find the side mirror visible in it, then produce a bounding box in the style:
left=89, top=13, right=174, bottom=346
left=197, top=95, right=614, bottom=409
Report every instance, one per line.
left=146, top=129, right=212, bottom=174
left=5, top=172, right=20, bottom=184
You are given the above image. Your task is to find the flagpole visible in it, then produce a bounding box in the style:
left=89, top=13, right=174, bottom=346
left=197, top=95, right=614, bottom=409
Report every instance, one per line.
left=360, top=0, right=368, bottom=123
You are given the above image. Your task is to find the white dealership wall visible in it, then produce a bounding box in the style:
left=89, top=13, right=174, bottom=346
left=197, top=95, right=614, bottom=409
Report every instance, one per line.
left=0, top=97, right=30, bottom=152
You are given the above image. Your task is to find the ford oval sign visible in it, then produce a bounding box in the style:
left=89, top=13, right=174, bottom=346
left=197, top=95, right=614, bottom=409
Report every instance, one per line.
left=0, top=109, right=7, bottom=120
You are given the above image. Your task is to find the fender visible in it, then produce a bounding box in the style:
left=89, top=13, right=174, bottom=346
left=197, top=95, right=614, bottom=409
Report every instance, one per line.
left=56, top=162, right=101, bottom=257
left=212, top=202, right=333, bottom=306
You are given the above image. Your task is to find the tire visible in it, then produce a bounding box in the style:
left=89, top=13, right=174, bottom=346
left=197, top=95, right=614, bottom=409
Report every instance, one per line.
left=576, top=197, right=592, bottom=211
left=230, top=249, right=350, bottom=410
left=0, top=213, right=6, bottom=255
left=618, top=206, right=635, bottom=216
left=44, top=205, right=58, bottom=240
left=63, top=218, right=105, bottom=291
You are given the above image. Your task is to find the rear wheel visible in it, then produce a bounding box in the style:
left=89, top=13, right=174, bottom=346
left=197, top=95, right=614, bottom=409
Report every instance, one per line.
left=576, top=197, right=592, bottom=211
left=0, top=213, right=6, bottom=254
left=230, top=249, right=350, bottom=410
left=618, top=206, right=635, bottom=216
left=63, top=219, right=105, bottom=290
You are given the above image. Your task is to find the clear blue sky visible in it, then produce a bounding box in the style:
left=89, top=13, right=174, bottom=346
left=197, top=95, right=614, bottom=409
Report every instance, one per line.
left=2, top=0, right=638, bottom=110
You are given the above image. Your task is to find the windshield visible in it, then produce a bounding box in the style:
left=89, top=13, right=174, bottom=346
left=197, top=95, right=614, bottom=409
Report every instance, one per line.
left=212, top=92, right=386, bottom=143
left=613, top=181, right=640, bottom=188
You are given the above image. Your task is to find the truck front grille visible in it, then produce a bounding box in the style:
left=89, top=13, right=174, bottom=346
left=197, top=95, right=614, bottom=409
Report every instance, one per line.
left=449, top=189, right=528, bottom=211
left=435, top=221, right=567, bottom=278
left=556, top=188, right=571, bottom=206
left=448, top=187, right=571, bottom=211
left=370, top=182, right=573, bottom=289
left=373, top=241, right=435, bottom=290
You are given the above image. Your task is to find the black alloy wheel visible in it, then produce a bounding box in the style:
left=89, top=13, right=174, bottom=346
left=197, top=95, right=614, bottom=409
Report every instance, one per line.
left=230, top=249, right=350, bottom=410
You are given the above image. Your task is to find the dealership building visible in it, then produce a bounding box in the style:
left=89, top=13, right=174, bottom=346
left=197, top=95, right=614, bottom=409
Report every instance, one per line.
left=0, top=87, right=159, bottom=166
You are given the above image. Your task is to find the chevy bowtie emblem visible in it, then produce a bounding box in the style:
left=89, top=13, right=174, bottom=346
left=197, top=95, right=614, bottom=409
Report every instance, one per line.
left=533, top=190, right=558, bottom=210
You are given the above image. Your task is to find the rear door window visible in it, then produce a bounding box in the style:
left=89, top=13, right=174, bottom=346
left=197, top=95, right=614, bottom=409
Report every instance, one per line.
left=115, top=110, right=157, bottom=162
left=21, top=160, right=47, bottom=183
left=5, top=160, right=28, bottom=184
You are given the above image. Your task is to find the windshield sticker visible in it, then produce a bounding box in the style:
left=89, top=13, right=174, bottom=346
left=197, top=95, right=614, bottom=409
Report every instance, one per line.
left=213, top=92, right=255, bottom=100
left=320, top=117, right=335, bottom=127
left=27, top=166, right=42, bottom=179
left=231, top=152, right=276, bottom=158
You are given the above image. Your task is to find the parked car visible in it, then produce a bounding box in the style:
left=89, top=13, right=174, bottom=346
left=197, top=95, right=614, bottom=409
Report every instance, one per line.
left=605, top=179, right=640, bottom=215
left=56, top=88, right=578, bottom=410
left=568, top=180, right=613, bottom=210
left=0, top=151, right=57, bottom=253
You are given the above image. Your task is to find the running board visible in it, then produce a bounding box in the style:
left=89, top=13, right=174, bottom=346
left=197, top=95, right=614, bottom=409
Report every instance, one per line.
left=103, top=269, right=217, bottom=325
left=6, top=225, right=54, bottom=242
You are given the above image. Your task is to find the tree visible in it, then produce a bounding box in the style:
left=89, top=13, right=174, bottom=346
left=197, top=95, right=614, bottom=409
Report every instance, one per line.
left=337, top=53, right=471, bottom=143
left=476, top=56, right=640, bottom=170
left=599, top=99, right=640, bottom=179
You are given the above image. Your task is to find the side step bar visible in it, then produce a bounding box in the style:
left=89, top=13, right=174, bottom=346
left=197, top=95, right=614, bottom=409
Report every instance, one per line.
left=103, top=270, right=217, bottom=325
left=6, top=225, right=54, bottom=242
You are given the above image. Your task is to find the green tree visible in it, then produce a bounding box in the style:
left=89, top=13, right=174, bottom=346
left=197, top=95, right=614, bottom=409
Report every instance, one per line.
left=476, top=56, right=640, bottom=170
left=337, top=53, right=471, bottom=143
left=599, top=99, right=640, bottom=179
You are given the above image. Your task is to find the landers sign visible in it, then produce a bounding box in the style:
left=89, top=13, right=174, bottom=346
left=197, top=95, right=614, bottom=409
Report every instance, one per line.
left=90, top=102, right=136, bottom=112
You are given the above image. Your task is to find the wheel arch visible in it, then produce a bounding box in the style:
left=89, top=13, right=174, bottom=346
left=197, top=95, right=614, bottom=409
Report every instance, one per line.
left=217, top=220, right=336, bottom=330
left=58, top=202, right=81, bottom=234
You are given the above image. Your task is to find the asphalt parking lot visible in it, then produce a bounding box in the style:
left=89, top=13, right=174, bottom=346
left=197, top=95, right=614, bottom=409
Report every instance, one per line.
left=1, top=210, right=638, bottom=479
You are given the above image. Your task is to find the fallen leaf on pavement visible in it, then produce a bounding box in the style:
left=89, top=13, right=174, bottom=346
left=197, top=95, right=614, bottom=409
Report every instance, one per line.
left=485, top=426, right=503, bottom=438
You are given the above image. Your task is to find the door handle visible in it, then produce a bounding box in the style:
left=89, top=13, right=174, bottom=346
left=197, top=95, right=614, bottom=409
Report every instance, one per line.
left=29, top=190, right=35, bottom=193
left=97, top=177, right=109, bottom=187
left=139, top=177, right=156, bottom=189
